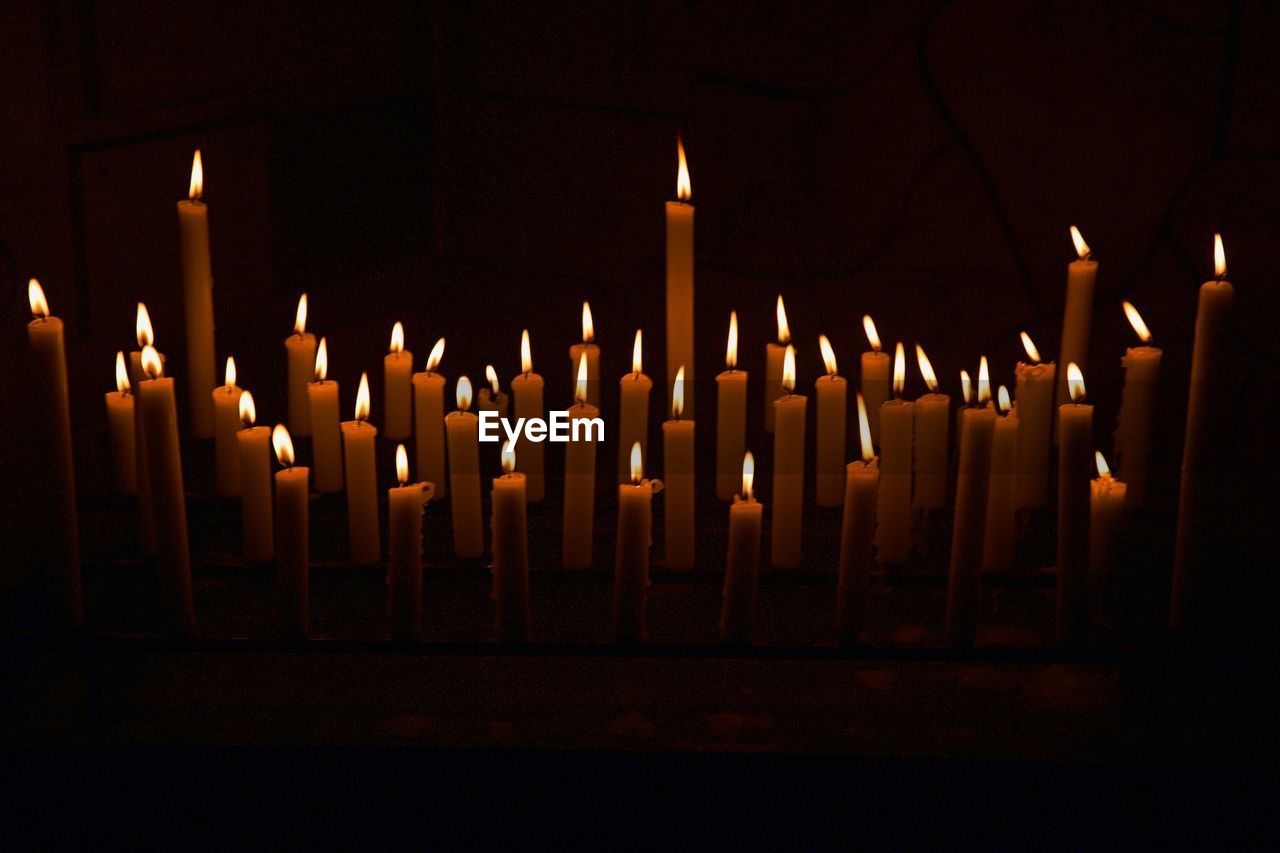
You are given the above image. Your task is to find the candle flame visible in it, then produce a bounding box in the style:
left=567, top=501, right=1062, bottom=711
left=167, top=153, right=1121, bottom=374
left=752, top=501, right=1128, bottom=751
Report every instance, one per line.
left=1067, top=362, right=1085, bottom=402
left=396, top=443, right=409, bottom=486
left=915, top=344, right=938, bottom=392
left=997, top=385, right=1011, bottom=413
left=136, top=302, right=154, bottom=347
left=818, top=334, right=838, bottom=376
left=294, top=293, right=307, bottom=335
left=741, top=451, right=754, bottom=500
left=502, top=440, right=516, bottom=474
left=575, top=352, right=589, bottom=406
left=1214, top=232, right=1226, bottom=279
left=977, top=356, right=991, bottom=405
left=630, top=441, right=643, bottom=484
left=521, top=329, right=532, bottom=374
left=582, top=301, right=594, bottom=343
left=486, top=364, right=500, bottom=396
left=892, top=342, right=906, bottom=396
left=781, top=345, right=796, bottom=393
left=776, top=295, right=791, bottom=344
left=314, top=338, right=328, bottom=381
left=1019, top=331, right=1041, bottom=364
left=672, top=365, right=685, bottom=418
left=239, top=390, right=256, bottom=426
left=960, top=370, right=972, bottom=405
left=1095, top=450, right=1111, bottom=479
left=390, top=321, right=404, bottom=355
left=632, top=328, right=643, bottom=375
left=1122, top=300, right=1152, bottom=344
left=862, top=315, right=881, bottom=352
left=28, top=279, right=48, bottom=319
left=224, top=355, right=237, bottom=388
left=189, top=149, right=203, bottom=200
left=115, top=351, right=130, bottom=394
left=142, top=344, right=163, bottom=380
left=457, top=375, right=473, bottom=411
left=856, top=392, right=873, bottom=463
left=272, top=424, right=294, bottom=467
left=676, top=134, right=691, bottom=201
left=725, top=311, right=738, bottom=369
left=355, top=372, right=370, bottom=421
left=1070, top=225, right=1091, bottom=259
left=426, top=337, right=445, bottom=372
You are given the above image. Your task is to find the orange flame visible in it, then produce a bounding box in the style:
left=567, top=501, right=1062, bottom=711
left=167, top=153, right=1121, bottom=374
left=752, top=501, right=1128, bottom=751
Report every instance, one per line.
left=426, top=337, right=445, bottom=373
left=390, top=321, right=404, bottom=355
left=997, top=385, right=1011, bottom=413
left=856, top=392, right=874, bottom=463
left=915, top=344, right=938, bottom=392
left=136, top=302, right=154, bottom=348
left=960, top=370, right=972, bottom=405
left=189, top=149, right=203, bottom=200
left=582, top=301, right=594, bottom=343
left=1070, top=225, right=1091, bottom=259
left=396, top=443, right=410, bottom=485
left=672, top=365, right=685, bottom=418
left=272, top=424, right=294, bottom=467
left=776, top=295, right=791, bottom=344
left=294, top=293, right=307, bottom=336
left=486, top=364, right=500, bottom=396
left=1214, top=233, right=1226, bottom=279
left=575, top=353, right=589, bottom=406
left=521, top=329, right=532, bottom=375
left=28, top=279, right=48, bottom=319
left=676, top=134, right=691, bottom=201
left=142, top=345, right=163, bottom=379
left=862, top=315, right=881, bottom=352
left=1019, top=331, right=1041, bottom=364
left=629, top=441, right=643, bottom=484
left=355, top=372, right=370, bottom=421
left=632, top=329, right=643, bottom=375
left=115, top=351, right=130, bottom=394
left=725, top=311, right=738, bottom=370
left=457, top=375, right=473, bottom=411
left=239, top=390, right=256, bottom=426
left=892, top=342, right=906, bottom=397
left=502, top=440, right=517, bottom=474
left=741, top=451, right=755, bottom=500
left=1122, top=301, right=1152, bottom=344
left=977, top=356, right=991, bottom=405
left=781, top=345, right=796, bottom=393
left=1067, top=362, right=1085, bottom=402
left=224, top=356, right=237, bottom=388
left=819, top=334, right=838, bottom=376
left=314, top=337, right=328, bottom=381
left=1095, top=450, right=1111, bottom=479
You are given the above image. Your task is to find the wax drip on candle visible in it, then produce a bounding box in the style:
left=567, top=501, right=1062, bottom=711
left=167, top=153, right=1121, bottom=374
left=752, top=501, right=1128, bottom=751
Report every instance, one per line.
left=28, top=279, right=49, bottom=320
left=520, top=329, right=533, bottom=376
left=631, top=329, right=643, bottom=377
left=1066, top=362, right=1086, bottom=402
left=137, top=302, right=155, bottom=348
left=1214, top=232, right=1227, bottom=281
left=457, top=375, right=473, bottom=411
left=819, top=334, right=838, bottom=377
left=863, top=315, right=882, bottom=352
left=293, top=293, right=307, bottom=337
left=426, top=337, right=445, bottom=374
left=726, top=311, right=738, bottom=370
left=239, top=389, right=257, bottom=427
left=856, top=392, right=874, bottom=463
left=1020, top=331, right=1042, bottom=364
left=581, top=302, right=594, bottom=344
left=776, top=295, right=791, bottom=345
left=1070, top=225, right=1092, bottom=260
left=672, top=365, right=686, bottom=420
left=977, top=356, right=992, bottom=406
left=188, top=149, right=203, bottom=200
left=272, top=424, right=295, bottom=468
left=1122, top=301, right=1153, bottom=344
left=486, top=364, right=501, bottom=397
left=396, top=443, right=409, bottom=487
left=916, top=344, right=938, bottom=392
left=781, top=345, right=796, bottom=394
left=390, top=322, right=404, bottom=355
left=740, top=451, right=755, bottom=501
left=115, top=351, right=131, bottom=396
left=355, top=372, right=371, bottom=424
left=891, top=342, right=906, bottom=398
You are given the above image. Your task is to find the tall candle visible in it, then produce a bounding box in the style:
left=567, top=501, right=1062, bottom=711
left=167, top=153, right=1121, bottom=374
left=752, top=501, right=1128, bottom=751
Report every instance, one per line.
left=105, top=351, right=137, bottom=494
left=837, top=395, right=879, bottom=645
left=271, top=425, right=309, bottom=639
left=721, top=452, right=762, bottom=644
left=412, top=337, right=447, bottom=500
left=764, top=295, right=791, bottom=432
left=1172, top=235, right=1234, bottom=631
left=771, top=346, right=808, bottom=569
left=137, top=346, right=194, bottom=636
left=945, top=404, right=996, bottom=646
left=446, top=377, right=483, bottom=558
left=477, top=365, right=509, bottom=419
left=1115, top=301, right=1162, bottom=508
left=982, top=387, right=1019, bottom=572
left=1013, top=331, right=1056, bottom=509
left=666, top=135, right=695, bottom=419
left=563, top=354, right=600, bottom=569
left=1054, top=226, right=1097, bottom=417
left=510, top=330, right=546, bottom=502
left=491, top=443, right=530, bottom=643
left=615, top=442, right=658, bottom=643
left=1090, top=451, right=1127, bottom=591
left=875, top=343, right=913, bottom=564
left=955, top=369, right=973, bottom=459
left=284, top=293, right=316, bottom=436
left=389, top=444, right=431, bottom=641
left=617, top=329, right=652, bottom=484
left=663, top=366, right=696, bottom=569
left=715, top=311, right=748, bottom=500
left=307, top=338, right=343, bottom=493
left=130, top=303, right=160, bottom=555
left=1057, top=363, right=1094, bottom=646
left=25, top=281, right=82, bottom=630
left=568, top=301, right=602, bottom=409
left=860, top=315, right=890, bottom=445
left=177, top=150, right=217, bottom=438
left=342, top=372, right=380, bottom=564
left=236, top=391, right=273, bottom=562
left=384, top=321, right=413, bottom=440
left=911, top=345, right=950, bottom=510
left=212, top=356, right=243, bottom=497
left=814, top=334, right=847, bottom=507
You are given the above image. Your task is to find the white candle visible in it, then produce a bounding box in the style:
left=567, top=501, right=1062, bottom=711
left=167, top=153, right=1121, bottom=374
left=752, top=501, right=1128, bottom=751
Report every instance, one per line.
left=342, top=372, right=380, bottom=564
left=271, top=425, right=309, bottom=639
left=1057, top=363, right=1094, bottom=646
left=666, top=135, right=695, bottom=418
left=981, top=386, right=1019, bottom=572
left=911, top=345, right=950, bottom=511
left=285, top=293, right=316, bottom=436
left=236, top=391, right=273, bottom=563
left=814, top=334, right=847, bottom=507
left=860, top=315, right=891, bottom=445
left=563, top=354, right=600, bottom=569
left=771, top=345, right=808, bottom=569
left=945, top=404, right=996, bottom=646
left=510, top=330, right=545, bottom=502
left=875, top=343, right=913, bottom=564
left=837, top=395, right=879, bottom=644
left=721, top=452, right=762, bottom=644
left=764, top=295, right=791, bottom=432
left=177, top=151, right=217, bottom=438
left=105, top=351, right=137, bottom=495
left=568, top=301, right=602, bottom=409
left=446, top=377, right=484, bottom=558
left=1115, top=301, right=1162, bottom=508
left=1054, top=226, right=1098, bottom=418
left=614, top=442, right=659, bottom=642
left=412, top=336, right=447, bottom=500
left=212, top=356, right=243, bottom=497
left=662, top=366, right=695, bottom=569
left=384, top=321, right=413, bottom=440
left=1013, top=332, right=1056, bottom=509
left=715, top=311, right=748, bottom=500
left=617, top=329, right=652, bottom=484
left=307, top=338, right=343, bottom=493
left=491, top=443, right=530, bottom=643
left=389, top=444, right=431, bottom=641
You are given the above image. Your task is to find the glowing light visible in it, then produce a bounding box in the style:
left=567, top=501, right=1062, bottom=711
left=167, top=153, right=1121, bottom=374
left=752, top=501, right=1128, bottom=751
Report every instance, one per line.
left=1095, top=450, right=1111, bottom=479
left=916, top=344, right=938, bottom=392
left=28, top=279, right=48, bottom=319
left=189, top=149, right=203, bottom=200
left=1122, top=301, right=1152, bottom=344
left=1020, top=331, right=1041, bottom=364
left=355, top=372, right=370, bottom=421
left=960, top=370, right=972, bottom=405
left=892, top=342, right=906, bottom=397
left=314, top=338, right=328, bottom=381
left=856, top=392, right=874, bottom=463
left=457, top=375, right=473, bottom=411
left=978, top=356, right=991, bottom=405
left=136, top=302, right=154, bottom=348
left=1070, top=225, right=1091, bottom=259
left=997, top=385, right=1011, bottom=413
left=142, top=345, right=163, bottom=379
left=239, top=390, right=256, bottom=426
left=781, top=345, right=796, bottom=393
left=819, top=334, right=838, bottom=376
left=741, top=451, right=755, bottom=500
left=396, top=444, right=410, bottom=486
left=1214, top=233, right=1226, bottom=279
left=390, top=322, right=404, bottom=355
left=672, top=365, right=685, bottom=418
left=1067, top=362, right=1086, bottom=401
left=862, top=315, right=881, bottom=352
left=521, top=329, right=532, bottom=375
left=632, top=329, right=643, bottom=375
left=676, top=134, right=691, bottom=201
left=776, top=295, right=791, bottom=344
left=426, top=337, right=445, bottom=372
left=575, top=352, right=589, bottom=406
left=582, top=301, right=594, bottom=343
left=725, top=311, right=738, bottom=370
left=294, top=293, right=307, bottom=336
left=502, top=441, right=516, bottom=474
left=272, top=424, right=294, bottom=467
left=486, top=364, right=500, bottom=396
left=115, top=351, right=130, bottom=394
left=630, top=441, right=643, bottom=484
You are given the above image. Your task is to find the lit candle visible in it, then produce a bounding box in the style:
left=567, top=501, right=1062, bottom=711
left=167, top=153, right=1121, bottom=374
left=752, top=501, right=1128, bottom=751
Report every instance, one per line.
left=307, top=338, right=343, bottom=493
left=26, top=280, right=82, bottom=630
left=663, top=365, right=695, bottom=569
left=384, top=321, right=413, bottom=440
left=715, top=311, right=748, bottom=500
left=272, top=424, right=309, bottom=639
left=955, top=369, right=972, bottom=459
left=389, top=443, right=431, bottom=640
left=764, top=295, right=792, bottom=432
left=875, top=343, right=914, bottom=564
left=491, top=442, right=530, bottom=643
left=837, top=394, right=879, bottom=644
left=285, top=293, right=316, bottom=436
left=105, top=351, right=137, bottom=494
left=1054, top=226, right=1097, bottom=417
left=445, top=376, right=483, bottom=558
left=237, top=391, right=273, bottom=562
left=137, top=345, right=194, bottom=635
left=510, top=329, right=546, bottom=502
left=614, top=442, right=659, bottom=642
left=1172, top=235, right=1234, bottom=631
left=981, top=386, right=1018, bottom=572
left=945, top=387, right=996, bottom=646
left=721, top=452, right=762, bottom=643
left=412, top=337, right=447, bottom=500
left=1013, top=331, right=1056, bottom=509
left=771, top=345, right=808, bottom=569
left=1090, top=451, right=1127, bottom=589
left=666, top=134, right=695, bottom=418
left=477, top=364, right=509, bottom=418
left=568, top=301, right=601, bottom=409
left=342, top=372, right=380, bottom=564
left=617, top=329, right=652, bottom=484
left=1114, top=301, right=1162, bottom=508
left=177, top=150, right=217, bottom=438
left=1057, top=363, right=1094, bottom=646
left=212, top=356, right=243, bottom=497
left=129, top=303, right=160, bottom=555
left=860, top=315, right=891, bottom=445
left=911, top=345, right=950, bottom=510
left=563, top=353, right=600, bottom=569
left=814, top=334, right=847, bottom=507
